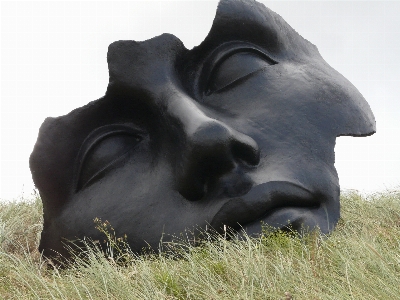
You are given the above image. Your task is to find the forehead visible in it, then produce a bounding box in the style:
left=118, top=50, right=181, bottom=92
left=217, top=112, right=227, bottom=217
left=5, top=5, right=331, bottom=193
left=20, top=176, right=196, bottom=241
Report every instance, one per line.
left=190, top=0, right=318, bottom=60
left=107, top=0, right=319, bottom=91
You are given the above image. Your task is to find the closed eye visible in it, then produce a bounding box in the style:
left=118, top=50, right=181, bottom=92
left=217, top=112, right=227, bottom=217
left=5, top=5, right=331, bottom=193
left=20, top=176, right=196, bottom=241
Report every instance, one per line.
left=75, top=125, right=143, bottom=191
left=204, top=45, right=277, bottom=96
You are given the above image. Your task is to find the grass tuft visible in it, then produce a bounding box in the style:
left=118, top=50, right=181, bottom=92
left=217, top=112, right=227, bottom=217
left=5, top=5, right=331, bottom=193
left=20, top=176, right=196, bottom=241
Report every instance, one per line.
left=0, top=190, right=399, bottom=299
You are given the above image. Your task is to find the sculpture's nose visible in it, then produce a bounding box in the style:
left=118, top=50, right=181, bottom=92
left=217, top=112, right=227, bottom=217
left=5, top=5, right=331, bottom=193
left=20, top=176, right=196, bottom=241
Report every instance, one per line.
left=176, top=115, right=260, bottom=201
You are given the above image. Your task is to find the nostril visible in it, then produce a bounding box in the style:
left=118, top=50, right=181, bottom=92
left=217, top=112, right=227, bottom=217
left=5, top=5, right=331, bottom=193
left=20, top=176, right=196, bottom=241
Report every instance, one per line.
left=191, top=121, right=260, bottom=167
left=231, top=135, right=260, bottom=167
left=177, top=120, right=260, bottom=201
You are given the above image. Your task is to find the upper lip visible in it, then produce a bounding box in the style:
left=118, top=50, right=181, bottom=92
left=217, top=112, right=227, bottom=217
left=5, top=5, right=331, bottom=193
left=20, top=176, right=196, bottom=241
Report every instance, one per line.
left=210, top=181, right=320, bottom=230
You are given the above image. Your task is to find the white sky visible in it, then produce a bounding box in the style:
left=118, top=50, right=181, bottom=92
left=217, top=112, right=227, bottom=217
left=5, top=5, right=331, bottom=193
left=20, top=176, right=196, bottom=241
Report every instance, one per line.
left=1, top=1, right=400, bottom=201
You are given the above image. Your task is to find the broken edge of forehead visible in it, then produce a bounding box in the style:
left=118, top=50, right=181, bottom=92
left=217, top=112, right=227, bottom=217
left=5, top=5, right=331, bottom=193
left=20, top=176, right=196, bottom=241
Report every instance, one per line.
left=106, top=0, right=319, bottom=80
left=192, top=0, right=319, bottom=59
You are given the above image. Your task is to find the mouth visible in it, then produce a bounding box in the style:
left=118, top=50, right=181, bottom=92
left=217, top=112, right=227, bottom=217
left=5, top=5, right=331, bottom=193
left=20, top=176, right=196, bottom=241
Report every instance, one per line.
left=210, top=181, right=321, bottom=234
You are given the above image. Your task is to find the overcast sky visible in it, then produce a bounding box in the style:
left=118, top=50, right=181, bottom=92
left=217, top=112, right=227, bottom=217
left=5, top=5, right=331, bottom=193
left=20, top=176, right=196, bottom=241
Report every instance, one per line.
left=1, top=1, right=400, bottom=201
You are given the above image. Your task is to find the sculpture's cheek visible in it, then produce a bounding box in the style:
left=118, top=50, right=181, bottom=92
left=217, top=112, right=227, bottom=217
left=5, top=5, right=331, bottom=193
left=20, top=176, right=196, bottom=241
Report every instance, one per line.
left=201, top=59, right=374, bottom=140
left=51, top=155, right=207, bottom=251
left=297, top=60, right=376, bottom=137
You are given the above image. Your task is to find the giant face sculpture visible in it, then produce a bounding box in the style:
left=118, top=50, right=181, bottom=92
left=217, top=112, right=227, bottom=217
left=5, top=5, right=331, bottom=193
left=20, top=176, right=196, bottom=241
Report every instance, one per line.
left=30, top=0, right=375, bottom=258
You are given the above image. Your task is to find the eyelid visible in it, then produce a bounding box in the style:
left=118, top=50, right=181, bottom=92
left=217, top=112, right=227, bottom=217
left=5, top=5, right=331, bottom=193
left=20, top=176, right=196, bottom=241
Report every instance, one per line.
left=207, top=66, right=269, bottom=96
left=199, top=42, right=278, bottom=97
left=74, top=124, right=144, bottom=191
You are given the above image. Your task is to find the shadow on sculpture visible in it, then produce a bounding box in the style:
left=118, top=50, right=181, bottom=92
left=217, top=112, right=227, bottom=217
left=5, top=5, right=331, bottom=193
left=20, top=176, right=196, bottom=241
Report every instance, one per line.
left=30, top=0, right=375, bottom=260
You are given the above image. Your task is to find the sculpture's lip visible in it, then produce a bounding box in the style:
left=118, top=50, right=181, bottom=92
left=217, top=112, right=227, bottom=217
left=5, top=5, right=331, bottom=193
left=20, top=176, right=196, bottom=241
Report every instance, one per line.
left=238, top=206, right=319, bottom=237
left=209, top=181, right=321, bottom=231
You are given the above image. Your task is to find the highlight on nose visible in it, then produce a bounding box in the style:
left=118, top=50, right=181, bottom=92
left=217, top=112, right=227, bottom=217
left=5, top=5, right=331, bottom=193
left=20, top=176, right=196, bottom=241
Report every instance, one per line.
left=177, top=120, right=260, bottom=201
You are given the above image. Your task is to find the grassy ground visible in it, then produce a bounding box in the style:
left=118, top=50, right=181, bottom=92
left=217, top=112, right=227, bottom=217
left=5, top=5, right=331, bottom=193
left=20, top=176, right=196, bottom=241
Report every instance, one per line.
left=0, top=191, right=399, bottom=299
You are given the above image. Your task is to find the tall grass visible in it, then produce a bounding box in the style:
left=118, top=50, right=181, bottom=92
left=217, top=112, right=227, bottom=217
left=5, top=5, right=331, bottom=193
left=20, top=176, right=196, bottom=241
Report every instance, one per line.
left=0, top=191, right=399, bottom=299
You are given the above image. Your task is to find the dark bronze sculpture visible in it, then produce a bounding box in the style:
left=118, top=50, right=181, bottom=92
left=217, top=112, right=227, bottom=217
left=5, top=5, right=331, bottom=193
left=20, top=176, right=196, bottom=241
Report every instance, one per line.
left=30, top=0, right=375, bottom=259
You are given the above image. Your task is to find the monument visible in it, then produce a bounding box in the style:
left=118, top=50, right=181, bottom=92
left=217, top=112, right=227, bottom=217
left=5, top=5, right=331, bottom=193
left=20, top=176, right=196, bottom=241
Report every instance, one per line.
left=30, top=0, right=375, bottom=259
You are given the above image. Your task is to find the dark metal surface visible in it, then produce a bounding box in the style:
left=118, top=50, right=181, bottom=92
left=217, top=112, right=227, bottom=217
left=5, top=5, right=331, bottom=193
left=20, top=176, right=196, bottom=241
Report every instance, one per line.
left=30, top=0, right=375, bottom=259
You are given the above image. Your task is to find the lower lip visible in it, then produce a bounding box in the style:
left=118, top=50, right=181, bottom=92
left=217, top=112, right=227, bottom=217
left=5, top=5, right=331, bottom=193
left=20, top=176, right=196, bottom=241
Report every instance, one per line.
left=210, top=181, right=320, bottom=231
left=239, top=206, right=319, bottom=236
